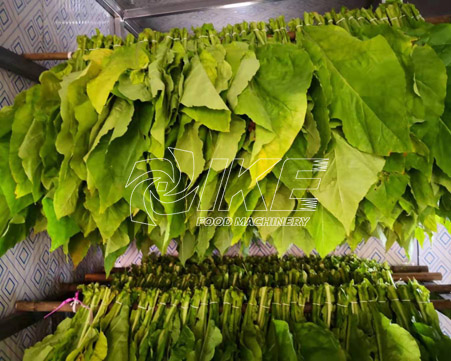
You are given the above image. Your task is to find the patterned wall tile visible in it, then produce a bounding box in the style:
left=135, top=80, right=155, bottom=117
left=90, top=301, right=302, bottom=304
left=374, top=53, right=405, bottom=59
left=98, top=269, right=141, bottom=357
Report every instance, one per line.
left=0, top=0, right=114, bottom=359
left=419, top=225, right=451, bottom=284
left=0, top=0, right=114, bottom=106
left=0, top=231, right=104, bottom=359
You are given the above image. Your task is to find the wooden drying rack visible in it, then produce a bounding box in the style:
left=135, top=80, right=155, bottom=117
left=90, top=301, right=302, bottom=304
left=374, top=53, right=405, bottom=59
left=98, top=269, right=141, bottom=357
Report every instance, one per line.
left=12, top=265, right=451, bottom=312
left=20, top=15, right=451, bottom=61
left=1, top=264, right=450, bottom=342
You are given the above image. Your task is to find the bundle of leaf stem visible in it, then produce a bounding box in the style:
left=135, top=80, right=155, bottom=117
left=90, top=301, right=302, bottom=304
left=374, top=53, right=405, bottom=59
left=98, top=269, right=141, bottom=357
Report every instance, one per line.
left=25, top=279, right=450, bottom=360
left=2, top=0, right=451, bottom=269
left=112, top=255, right=393, bottom=289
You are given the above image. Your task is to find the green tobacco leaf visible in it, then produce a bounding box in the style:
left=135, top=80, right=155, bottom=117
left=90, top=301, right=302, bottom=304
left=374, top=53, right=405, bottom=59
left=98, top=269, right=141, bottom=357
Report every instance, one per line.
left=0, top=135, right=33, bottom=215
left=68, top=233, right=92, bottom=267
left=411, top=44, right=447, bottom=119
left=291, top=322, right=346, bottom=361
left=198, top=320, right=222, bottom=361
left=86, top=103, right=147, bottom=212
left=84, top=191, right=129, bottom=240
left=227, top=50, right=260, bottom=110
left=254, top=182, right=295, bottom=241
left=91, top=331, right=108, bottom=361
left=182, top=56, right=230, bottom=110
left=213, top=226, right=233, bottom=255
left=303, top=26, right=411, bottom=155
left=0, top=221, right=27, bottom=258
left=105, top=296, right=130, bottom=361
left=272, top=220, right=314, bottom=256
left=9, top=86, right=41, bottom=198
left=42, top=197, right=80, bottom=252
left=150, top=156, right=186, bottom=253
left=366, top=173, right=409, bottom=219
left=18, top=113, right=45, bottom=186
left=375, top=313, right=421, bottom=361
left=235, top=43, right=314, bottom=185
left=178, top=231, right=196, bottom=266
left=413, top=322, right=451, bottom=361
left=264, top=320, right=297, bottom=361
left=195, top=225, right=216, bottom=259
left=104, top=245, right=129, bottom=277
left=117, top=70, right=152, bottom=102
left=306, top=203, right=346, bottom=257
left=208, top=116, right=246, bottom=172
left=181, top=55, right=231, bottom=132
left=53, top=158, right=81, bottom=219
left=312, top=133, right=385, bottom=234
left=272, top=134, right=313, bottom=200
left=199, top=45, right=232, bottom=93
left=87, top=44, right=149, bottom=113
left=230, top=181, right=267, bottom=245
left=182, top=107, right=231, bottom=133
left=87, top=98, right=134, bottom=159
left=23, top=318, right=74, bottom=361
left=105, top=224, right=130, bottom=260
left=0, top=193, right=9, bottom=235
left=174, top=122, right=205, bottom=184
left=169, top=326, right=195, bottom=361
left=415, top=116, right=451, bottom=178
left=409, top=169, right=439, bottom=211
left=347, top=315, right=375, bottom=361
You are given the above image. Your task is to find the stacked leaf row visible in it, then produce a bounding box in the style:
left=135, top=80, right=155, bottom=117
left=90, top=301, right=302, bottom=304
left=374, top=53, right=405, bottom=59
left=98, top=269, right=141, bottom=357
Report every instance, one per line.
left=1, top=1, right=451, bottom=268
left=25, top=256, right=451, bottom=360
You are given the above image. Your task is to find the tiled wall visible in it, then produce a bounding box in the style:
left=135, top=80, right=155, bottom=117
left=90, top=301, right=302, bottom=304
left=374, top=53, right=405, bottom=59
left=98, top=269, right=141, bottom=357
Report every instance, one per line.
left=0, top=232, right=103, bottom=359
left=0, top=0, right=114, bottom=106
left=0, top=0, right=113, bottom=359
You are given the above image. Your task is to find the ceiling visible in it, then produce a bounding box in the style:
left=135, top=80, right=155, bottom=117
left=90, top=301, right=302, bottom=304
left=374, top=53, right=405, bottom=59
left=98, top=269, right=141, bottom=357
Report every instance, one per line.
left=96, top=0, right=451, bottom=34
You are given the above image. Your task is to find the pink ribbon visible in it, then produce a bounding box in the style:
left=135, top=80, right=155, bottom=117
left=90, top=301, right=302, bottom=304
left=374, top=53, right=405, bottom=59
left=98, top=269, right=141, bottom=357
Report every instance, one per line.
left=44, top=291, right=90, bottom=319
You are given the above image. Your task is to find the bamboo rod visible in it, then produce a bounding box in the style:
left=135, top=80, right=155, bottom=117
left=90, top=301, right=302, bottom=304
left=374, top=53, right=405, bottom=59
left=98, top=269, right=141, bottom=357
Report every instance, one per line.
left=15, top=298, right=451, bottom=314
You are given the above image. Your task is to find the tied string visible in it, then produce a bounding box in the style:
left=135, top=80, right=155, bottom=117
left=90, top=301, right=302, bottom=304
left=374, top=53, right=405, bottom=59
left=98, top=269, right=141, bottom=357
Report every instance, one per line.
left=44, top=291, right=89, bottom=319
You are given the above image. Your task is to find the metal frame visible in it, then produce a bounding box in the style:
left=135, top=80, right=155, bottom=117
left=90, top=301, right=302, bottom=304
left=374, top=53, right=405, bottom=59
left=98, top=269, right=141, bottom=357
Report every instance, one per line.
left=95, top=0, right=140, bottom=36
left=95, top=0, right=281, bottom=30
left=0, top=312, right=46, bottom=341
left=123, top=0, right=280, bottom=20
left=0, top=46, right=48, bottom=82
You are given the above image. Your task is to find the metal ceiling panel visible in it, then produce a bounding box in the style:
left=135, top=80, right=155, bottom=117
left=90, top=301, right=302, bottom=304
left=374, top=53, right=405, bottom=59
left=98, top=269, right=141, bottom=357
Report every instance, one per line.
left=132, top=0, right=366, bottom=32
left=123, top=0, right=283, bottom=19
left=96, top=0, right=451, bottom=35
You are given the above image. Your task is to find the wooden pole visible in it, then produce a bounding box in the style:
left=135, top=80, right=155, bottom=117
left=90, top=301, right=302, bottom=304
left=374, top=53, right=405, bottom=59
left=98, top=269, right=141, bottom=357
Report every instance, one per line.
left=426, top=15, right=451, bottom=24
left=85, top=273, right=111, bottom=282
left=22, top=52, right=72, bottom=61
left=391, top=265, right=429, bottom=273
left=423, top=284, right=451, bottom=294
left=392, top=272, right=442, bottom=282
left=15, top=301, right=75, bottom=313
